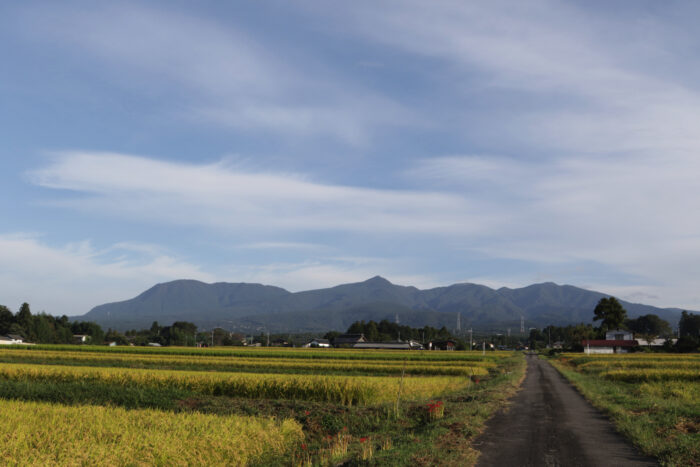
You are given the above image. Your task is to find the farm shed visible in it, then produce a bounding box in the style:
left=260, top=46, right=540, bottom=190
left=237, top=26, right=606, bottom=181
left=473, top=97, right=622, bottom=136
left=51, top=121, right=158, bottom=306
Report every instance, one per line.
left=353, top=340, right=423, bottom=350
left=0, top=335, right=24, bottom=345
left=73, top=334, right=88, bottom=344
left=581, top=339, right=637, bottom=354
left=636, top=337, right=677, bottom=347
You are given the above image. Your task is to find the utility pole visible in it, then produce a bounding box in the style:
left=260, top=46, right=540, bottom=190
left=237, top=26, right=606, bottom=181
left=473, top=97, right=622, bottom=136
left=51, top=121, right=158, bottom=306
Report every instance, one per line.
left=520, top=316, right=525, bottom=334
left=456, top=312, right=461, bottom=333
left=211, top=329, right=214, bottom=347
left=469, top=328, right=473, bottom=352
left=395, top=313, right=399, bottom=325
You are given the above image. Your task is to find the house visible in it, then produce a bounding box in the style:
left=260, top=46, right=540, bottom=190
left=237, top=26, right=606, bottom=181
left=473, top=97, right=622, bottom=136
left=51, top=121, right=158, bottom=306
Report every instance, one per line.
left=429, top=340, right=456, bottom=351
left=303, top=338, right=331, bottom=348
left=73, top=334, right=89, bottom=344
left=332, top=334, right=367, bottom=348
left=0, top=335, right=24, bottom=345
left=606, top=329, right=634, bottom=341
left=582, top=329, right=638, bottom=354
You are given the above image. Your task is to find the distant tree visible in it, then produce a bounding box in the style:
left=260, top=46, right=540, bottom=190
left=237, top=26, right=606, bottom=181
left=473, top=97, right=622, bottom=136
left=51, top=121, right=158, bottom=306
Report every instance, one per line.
left=0, top=305, right=13, bottom=334
left=203, top=328, right=233, bottom=346
left=8, top=323, right=26, bottom=338
left=16, top=302, right=32, bottom=329
left=593, top=297, right=627, bottom=331
left=529, top=328, right=545, bottom=349
left=71, top=321, right=105, bottom=344
left=365, top=321, right=380, bottom=341
left=105, top=329, right=128, bottom=345
left=33, top=314, right=55, bottom=343
left=323, top=331, right=341, bottom=342
left=678, top=311, right=700, bottom=338
left=347, top=321, right=365, bottom=335
left=625, top=314, right=671, bottom=346
left=676, top=311, right=700, bottom=352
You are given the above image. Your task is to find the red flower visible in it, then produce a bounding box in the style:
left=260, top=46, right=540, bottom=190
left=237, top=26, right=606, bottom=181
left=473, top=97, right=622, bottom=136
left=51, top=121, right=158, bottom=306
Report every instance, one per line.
left=360, top=437, right=368, bottom=443
left=301, top=443, right=307, bottom=450
left=304, top=410, right=310, bottom=415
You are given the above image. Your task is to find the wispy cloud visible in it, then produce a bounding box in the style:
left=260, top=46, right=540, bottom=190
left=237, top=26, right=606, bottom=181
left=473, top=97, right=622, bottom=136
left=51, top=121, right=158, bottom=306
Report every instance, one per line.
left=408, top=153, right=700, bottom=309
left=334, top=0, right=700, bottom=156
left=16, top=3, right=415, bottom=144
left=240, top=242, right=325, bottom=251
left=30, top=151, right=480, bottom=235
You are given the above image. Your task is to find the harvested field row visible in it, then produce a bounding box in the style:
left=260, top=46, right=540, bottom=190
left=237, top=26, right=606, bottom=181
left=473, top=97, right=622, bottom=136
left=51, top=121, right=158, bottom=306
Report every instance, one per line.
left=0, top=348, right=493, bottom=376
left=6, top=344, right=510, bottom=362
left=599, top=368, right=700, bottom=382
left=564, top=354, right=700, bottom=366
left=576, top=360, right=700, bottom=372
left=0, top=362, right=470, bottom=406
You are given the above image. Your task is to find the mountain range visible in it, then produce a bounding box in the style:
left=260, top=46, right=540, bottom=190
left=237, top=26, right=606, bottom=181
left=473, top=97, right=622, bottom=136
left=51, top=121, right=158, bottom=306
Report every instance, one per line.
left=77, top=276, right=688, bottom=333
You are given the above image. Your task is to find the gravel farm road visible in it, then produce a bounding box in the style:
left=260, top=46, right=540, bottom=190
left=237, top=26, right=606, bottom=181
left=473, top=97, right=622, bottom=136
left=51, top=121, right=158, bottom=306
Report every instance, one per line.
left=474, top=353, right=658, bottom=467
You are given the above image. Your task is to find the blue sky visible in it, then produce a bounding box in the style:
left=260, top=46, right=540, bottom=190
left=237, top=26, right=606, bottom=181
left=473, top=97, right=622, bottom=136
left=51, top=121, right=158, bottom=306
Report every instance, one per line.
left=2, top=0, right=700, bottom=316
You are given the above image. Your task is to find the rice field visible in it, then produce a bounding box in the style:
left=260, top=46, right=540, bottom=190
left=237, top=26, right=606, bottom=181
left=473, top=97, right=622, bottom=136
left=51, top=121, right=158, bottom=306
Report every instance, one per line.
left=0, top=348, right=494, bottom=376
left=4, top=343, right=511, bottom=361
left=0, top=344, right=523, bottom=465
left=552, top=352, right=700, bottom=466
left=0, top=399, right=303, bottom=466
left=0, top=361, right=472, bottom=405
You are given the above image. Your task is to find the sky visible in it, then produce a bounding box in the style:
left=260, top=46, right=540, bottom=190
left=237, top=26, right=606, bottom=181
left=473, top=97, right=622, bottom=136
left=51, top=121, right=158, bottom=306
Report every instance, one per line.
left=2, top=0, right=700, bottom=317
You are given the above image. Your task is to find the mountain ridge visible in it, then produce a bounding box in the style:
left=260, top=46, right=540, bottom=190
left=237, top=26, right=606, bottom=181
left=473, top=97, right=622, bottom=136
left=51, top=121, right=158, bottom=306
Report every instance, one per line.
left=79, top=276, right=689, bottom=332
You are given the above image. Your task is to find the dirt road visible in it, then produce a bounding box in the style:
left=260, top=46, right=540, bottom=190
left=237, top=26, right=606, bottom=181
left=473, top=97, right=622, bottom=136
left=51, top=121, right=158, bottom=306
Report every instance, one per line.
left=474, top=353, right=657, bottom=467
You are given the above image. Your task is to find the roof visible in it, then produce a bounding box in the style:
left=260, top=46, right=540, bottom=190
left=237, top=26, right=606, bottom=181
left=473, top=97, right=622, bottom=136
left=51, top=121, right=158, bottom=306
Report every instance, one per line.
left=7, top=334, right=23, bottom=340
left=353, top=342, right=411, bottom=350
left=333, top=334, right=367, bottom=344
left=582, top=339, right=638, bottom=347
left=309, top=338, right=330, bottom=344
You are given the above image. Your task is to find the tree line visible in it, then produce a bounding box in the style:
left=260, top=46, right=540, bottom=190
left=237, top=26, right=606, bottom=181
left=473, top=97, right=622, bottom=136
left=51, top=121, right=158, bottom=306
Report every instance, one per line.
left=339, top=319, right=454, bottom=343
left=529, top=297, right=699, bottom=352
left=0, top=303, right=104, bottom=344
left=0, top=303, right=230, bottom=347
